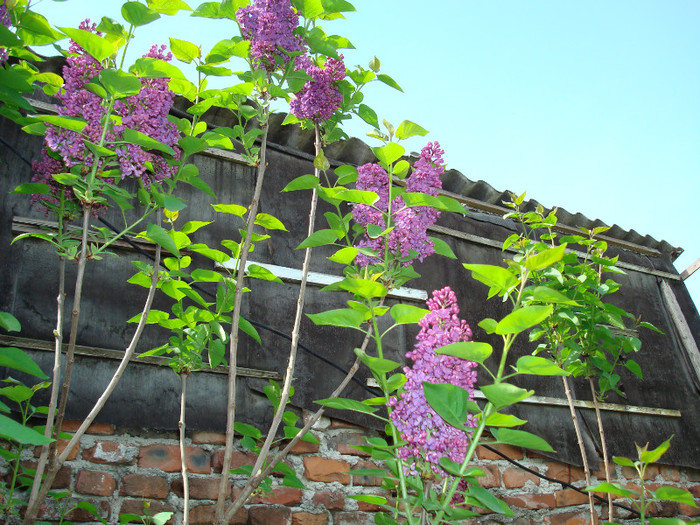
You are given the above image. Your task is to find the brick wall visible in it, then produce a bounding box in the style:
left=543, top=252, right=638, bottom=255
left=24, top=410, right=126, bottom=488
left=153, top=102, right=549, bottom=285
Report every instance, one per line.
left=4, top=416, right=699, bottom=525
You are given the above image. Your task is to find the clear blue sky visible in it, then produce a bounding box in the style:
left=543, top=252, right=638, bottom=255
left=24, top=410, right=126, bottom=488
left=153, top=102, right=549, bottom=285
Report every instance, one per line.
left=32, top=0, right=700, bottom=307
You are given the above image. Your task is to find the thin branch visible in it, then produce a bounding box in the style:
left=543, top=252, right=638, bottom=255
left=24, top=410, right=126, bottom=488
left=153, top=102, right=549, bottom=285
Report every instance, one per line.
left=214, top=105, right=270, bottom=525
left=180, top=372, right=190, bottom=525
left=23, top=240, right=162, bottom=525
left=589, top=376, right=613, bottom=522
left=222, top=124, right=323, bottom=523
left=28, top=256, right=65, bottom=507
left=561, top=375, right=596, bottom=525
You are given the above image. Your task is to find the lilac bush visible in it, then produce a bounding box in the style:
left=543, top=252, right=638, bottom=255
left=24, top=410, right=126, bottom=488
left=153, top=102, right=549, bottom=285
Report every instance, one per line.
left=290, top=55, right=346, bottom=122
left=387, top=286, right=477, bottom=475
left=0, top=4, right=11, bottom=65
left=353, top=141, right=445, bottom=266
left=236, top=0, right=305, bottom=71
left=32, top=22, right=180, bottom=212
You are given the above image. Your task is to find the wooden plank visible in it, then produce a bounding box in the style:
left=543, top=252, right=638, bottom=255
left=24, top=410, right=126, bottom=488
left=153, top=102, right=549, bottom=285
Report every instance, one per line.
left=681, top=257, right=700, bottom=281
left=0, top=335, right=281, bottom=380
left=659, top=280, right=700, bottom=385
left=219, top=259, right=429, bottom=302
left=365, top=378, right=681, bottom=417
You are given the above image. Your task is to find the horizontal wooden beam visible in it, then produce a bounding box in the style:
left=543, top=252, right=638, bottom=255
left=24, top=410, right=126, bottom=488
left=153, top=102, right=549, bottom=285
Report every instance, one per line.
left=0, top=335, right=281, bottom=380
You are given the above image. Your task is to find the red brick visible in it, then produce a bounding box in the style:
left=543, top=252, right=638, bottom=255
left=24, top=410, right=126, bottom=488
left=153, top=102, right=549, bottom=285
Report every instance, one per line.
left=304, top=457, right=350, bottom=484
left=241, top=487, right=303, bottom=506
left=212, top=450, right=257, bottom=473
left=37, top=498, right=111, bottom=523
left=357, top=499, right=383, bottom=512
left=35, top=439, right=78, bottom=461
left=138, top=444, right=210, bottom=474
left=688, top=468, right=700, bottom=482
left=622, top=464, right=658, bottom=480
left=192, top=431, right=226, bottom=444
left=75, top=470, right=117, bottom=496
left=292, top=511, right=328, bottom=525
left=82, top=441, right=138, bottom=465
left=119, top=499, right=174, bottom=524
left=120, top=474, right=169, bottom=499
left=545, top=510, right=597, bottom=525
left=545, top=461, right=586, bottom=484
left=690, top=484, right=700, bottom=498
left=502, top=467, right=540, bottom=488
left=502, top=493, right=556, bottom=510
left=171, top=476, right=227, bottom=500
left=658, top=464, right=681, bottom=482
left=248, top=505, right=292, bottom=525
left=191, top=504, right=247, bottom=524
left=474, top=463, right=502, bottom=489
left=20, top=461, right=71, bottom=489
left=554, top=488, right=591, bottom=507
left=61, top=420, right=115, bottom=435
left=351, top=460, right=384, bottom=486
left=476, top=443, right=524, bottom=461
left=331, top=432, right=370, bottom=457
left=289, top=438, right=320, bottom=454
left=312, top=491, right=346, bottom=510
left=188, top=504, right=248, bottom=525
left=680, top=501, right=700, bottom=517
left=591, top=461, right=615, bottom=481
left=332, top=511, right=375, bottom=525
left=329, top=418, right=365, bottom=430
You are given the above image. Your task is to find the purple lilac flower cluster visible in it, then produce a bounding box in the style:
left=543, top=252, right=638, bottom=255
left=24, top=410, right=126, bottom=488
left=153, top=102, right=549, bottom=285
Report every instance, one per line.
left=353, top=142, right=445, bottom=267
left=290, top=54, right=345, bottom=123
left=236, top=0, right=305, bottom=71
left=32, top=22, right=180, bottom=212
left=0, top=4, right=12, bottom=64
left=387, top=286, right=477, bottom=476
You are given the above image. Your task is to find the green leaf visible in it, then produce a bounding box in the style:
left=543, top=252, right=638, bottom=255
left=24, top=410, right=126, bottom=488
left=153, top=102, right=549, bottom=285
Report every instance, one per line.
left=170, top=37, right=201, bottom=63
left=146, top=223, right=180, bottom=257
left=654, top=486, right=697, bottom=506
left=164, top=195, right=186, bottom=212
left=395, top=120, right=428, bottom=139
left=130, top=56, right=187, bottom=79
left=126, top=309, right=169, bottom=324
left=430, top=236, right=456, bottom=259
left=180, top=220, right=211, bottom=234
left=246, top=264, right=282, bottom=283
left=0, top=312, right=21, bottom=332
left=468, top=485, right=514, bottom=516
left=122, top=1, right=160, bottom=25
left=315, top=397, right=379, bottom=416
left=649, top=519, right=696, bottom=525
left=525, top=245, right=567, bottom=271
left=0, top=347, right=47, bottom=378
left=293, top=0, right=324, bottom=19
left=389, top=304, right=428, bottom=325
left=255, top=213, right=286, bottom=231
left=148, top=0, right=193, bottom=15
left=639, top=436, right=672, bottom=464
left=357, top=103, right=379, bottom=128
left=492, top=428, right=554, bottom=452
left=377, top=73, right=402, bottom=92
left=528, top=286, right=578, bottom=305
left=495, top=305, right=553, bottom=335
left=297, top=229, right=338, bottom=249
left=188, top=244, right=230, bottom=263
left=435, top=342, right=492, bottom=364
left=99, top=68, right=142, bottom=98
left=585, top=482, right=636, bottom=498
left=328, top=246, right=358, bottom=264
left=612, top=456, right=636, bottom=467
left=324, top=277, right=388, bottom=299
left=354, top=349, right=401, bottom=374
left=372, top=142, right=405, bottom=166
left=516, top=355, right=567, bottom=376
left=211, top=203, right=247, bottom=217
left=151, top=512, right=174, bottom=525
left=314, top=149, right=331, bottom=171
left=463, top=264, right=518, bottom=295
left=59, top=27, right=115, bottom=61
left=481, top=383, right=533, bottom=410
left=0, top=414, right=53, bottom=445
left=282, top=174, right=319, bottom=192
left=123, top=128, right=176, bottom=155
left=30, top=114, right=87, bottom=132
left=348, top=494, right=387, bottom=505
left=190, top=269, right=224, bottom=282
left=486, top=412, right=528, bottom=428
left=307, top=308, right=365, bottom=330
left=479, top=318, right=498, bottom=334
left=234, top=421, right=261, bottom=439
left=238, top=316, right=261, bottom=344
left=423, top=382, right=472, bottom=431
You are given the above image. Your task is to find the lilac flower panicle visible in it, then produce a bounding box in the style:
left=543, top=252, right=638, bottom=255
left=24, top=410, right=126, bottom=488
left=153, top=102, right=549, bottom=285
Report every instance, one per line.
left=0, top=4, right=12, bottom=64
left=33, top=23, right=180, bottom=213
left=352, top=142, right=445, bottom=267
left=387, top=286, right=477, bottom=477
left=236, top=0, right=305, bottom=71
left=290, top=55, right=346, bottom=123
